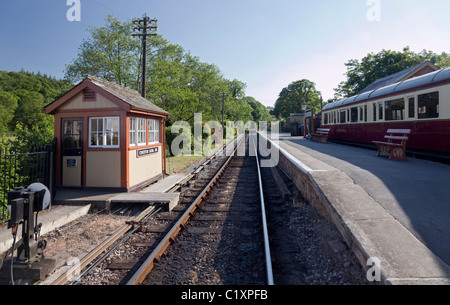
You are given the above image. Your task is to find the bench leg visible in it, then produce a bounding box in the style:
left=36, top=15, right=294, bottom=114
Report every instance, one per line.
left=389, top=147, right=407, bottom=161
left=376, top=144, right=390, bottom=157
left=311, top=135, right=329, bottom=143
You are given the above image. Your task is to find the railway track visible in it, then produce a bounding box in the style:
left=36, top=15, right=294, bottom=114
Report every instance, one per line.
left=144, top=133, right=271, bottom=285
left=50, top=132, right=369, bottom=286
left=50, top=135, right=245, bottom=285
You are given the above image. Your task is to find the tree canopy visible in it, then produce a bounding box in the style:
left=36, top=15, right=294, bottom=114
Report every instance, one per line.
left=334, top=47, right=450, bottom=99
left=65, top=15, right=268, bottom=125
left=273, top=79, right=322, bottom=119
left=65, top=15, right=140, bottom=88
left=0, top=71, right=71, bottom=146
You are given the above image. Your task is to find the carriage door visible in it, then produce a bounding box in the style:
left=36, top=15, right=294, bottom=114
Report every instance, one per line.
left=62, top=119, right=83, bottom=187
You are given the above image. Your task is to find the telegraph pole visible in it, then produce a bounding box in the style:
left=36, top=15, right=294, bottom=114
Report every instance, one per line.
left=132, top=14, right=158, bottom=98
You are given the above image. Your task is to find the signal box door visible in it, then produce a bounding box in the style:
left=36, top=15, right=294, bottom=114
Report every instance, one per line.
left=61, top=119, right=83, bottom=187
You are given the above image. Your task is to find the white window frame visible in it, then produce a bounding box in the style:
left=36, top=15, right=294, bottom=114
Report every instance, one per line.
left=129, top=117, right=147, bottom=147
left=137, top=118, right=147, bottom=146
left=148, top=119, right=160, bottom=144
left=129, top=118, right=137, bottom=147
left=89, top=117, right=120, bottom=148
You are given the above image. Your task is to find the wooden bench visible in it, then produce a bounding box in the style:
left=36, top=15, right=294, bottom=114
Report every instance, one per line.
left=311, top=128, right=330, bottom=143
left=373, top=129, right=411, bottom=161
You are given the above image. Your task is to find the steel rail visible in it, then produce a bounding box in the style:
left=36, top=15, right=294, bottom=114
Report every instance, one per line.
left=126, top=136, right=244, bottom=285
left=250, top=132, right=274, bottom=285
left=166, top=135, right=242, bottom=193
left=50, top=205, right=156, bottom=285
left=70, top=206, right=162, bottom=285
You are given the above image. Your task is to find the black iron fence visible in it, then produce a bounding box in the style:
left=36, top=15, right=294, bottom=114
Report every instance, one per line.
left=0, top=139, right=56, bottom=222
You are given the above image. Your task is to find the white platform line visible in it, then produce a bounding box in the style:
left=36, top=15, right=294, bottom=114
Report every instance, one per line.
left=257, top=132, right=328, bottom=174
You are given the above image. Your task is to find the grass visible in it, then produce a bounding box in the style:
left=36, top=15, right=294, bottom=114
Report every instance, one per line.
left=166, top=155, right=205, bottom=175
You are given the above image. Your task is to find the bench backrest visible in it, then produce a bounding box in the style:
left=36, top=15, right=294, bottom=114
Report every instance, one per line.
left=385, top=129, right=411, bottom=145
left=317, top=128, right=330, bottom=134
left=386, top=129, right=411, bottom=135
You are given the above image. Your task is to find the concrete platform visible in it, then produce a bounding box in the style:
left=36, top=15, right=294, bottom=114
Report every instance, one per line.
left=142, top=173, right=189, bottom=193
left=0, top=204, right=91, bottom=255
left=261, top=132, right=450, bottom=285
left=110, top=192, right=180, bottom=212
left=2, top=174, right=185, bottom=256
left=54, top=189, right=180, bottom=212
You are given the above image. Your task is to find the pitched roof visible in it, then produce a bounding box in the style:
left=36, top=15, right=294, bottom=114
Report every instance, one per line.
left=44, top=76, right=170, bottom=116
left=358, top=60, right=439, bottom=94
left=85, top=76, right=169, bottom=115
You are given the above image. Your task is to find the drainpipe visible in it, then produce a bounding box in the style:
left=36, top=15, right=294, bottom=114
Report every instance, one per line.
left=162, top=117, right=169, bottom=176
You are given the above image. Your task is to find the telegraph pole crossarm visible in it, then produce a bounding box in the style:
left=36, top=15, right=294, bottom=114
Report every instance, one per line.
left=132, top=14, right=158, bottom=98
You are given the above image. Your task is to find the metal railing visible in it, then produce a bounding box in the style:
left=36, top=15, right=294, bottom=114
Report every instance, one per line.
left=0, top=139, right=56, bottom=222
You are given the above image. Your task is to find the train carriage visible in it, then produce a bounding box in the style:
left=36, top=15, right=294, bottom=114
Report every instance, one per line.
left=321, top=67, right=450, bottom=158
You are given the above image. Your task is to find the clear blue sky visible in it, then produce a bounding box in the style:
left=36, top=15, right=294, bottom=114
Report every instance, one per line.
left=1, top=0, right=449, bottom=107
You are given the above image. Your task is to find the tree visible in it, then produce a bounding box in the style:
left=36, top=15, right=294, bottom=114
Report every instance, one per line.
left=64, top=15, right=255, bottom=127
left=273, top=79, right=322, bottom=119
left=437, top=55, right=450, bottom=69
left=334, top=47, right=450, bottom=99
left=13, top=91, right=49, bottom=131
left=0, top=91, right=18, bottom=134
left=0, top=71, right=70, bottom=139
left=64, top=15, right=140, bottom=87
left=246, top=97, right=273, bottom=123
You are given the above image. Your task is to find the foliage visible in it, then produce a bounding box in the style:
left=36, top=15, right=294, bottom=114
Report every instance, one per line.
left=246, top=96, right=274, bottom=124
left=64, top=15, right=266, bottom=126
left=0, top=71, right=71, bottom=141
left=0, top=90, right=18, bottom=134
left=273, top=79, right=322, bottom=119
left=65, top=15, right=140, bottom=88
left=334, top=47, right=450, bottom=99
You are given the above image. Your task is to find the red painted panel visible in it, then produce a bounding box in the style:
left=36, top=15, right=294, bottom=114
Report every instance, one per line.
left=323, top=120, right=450, bottom=154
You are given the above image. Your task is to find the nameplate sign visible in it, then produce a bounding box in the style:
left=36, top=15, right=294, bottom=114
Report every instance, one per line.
left=137, top=147, right=159, bottom=158
left=66, top=158, right=77, bottom=167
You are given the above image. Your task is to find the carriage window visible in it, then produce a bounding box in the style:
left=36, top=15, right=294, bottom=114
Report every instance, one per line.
left=364, top=105, right=368, bottom=122
left=351, top=107, right=358, bottom=123
left=324, top=113, right=328, bottom=125
left=378, top=102, right=384, bottom=120
left=418, top=92, right=439, bottom=119
left=340, top=110, right=346, bottom=123
left=373, top=103, right=377, bottom=121
left=408, top=97, right=415, bottom=119
left=385, top=98, right=405, bottom=121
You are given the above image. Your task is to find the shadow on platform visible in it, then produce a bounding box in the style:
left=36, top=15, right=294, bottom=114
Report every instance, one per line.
left=280, top=134, right=450, bottom=278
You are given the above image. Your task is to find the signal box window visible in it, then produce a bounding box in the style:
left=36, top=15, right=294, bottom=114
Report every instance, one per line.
left=90, top=117, right=119, bottom=148
left=130, top=118, right=147, bottom=147
left=148, top=119, right=160, bottom=144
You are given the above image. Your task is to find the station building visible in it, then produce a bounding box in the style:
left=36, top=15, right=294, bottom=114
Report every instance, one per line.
left=43, top=75, right=170, bottom=192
